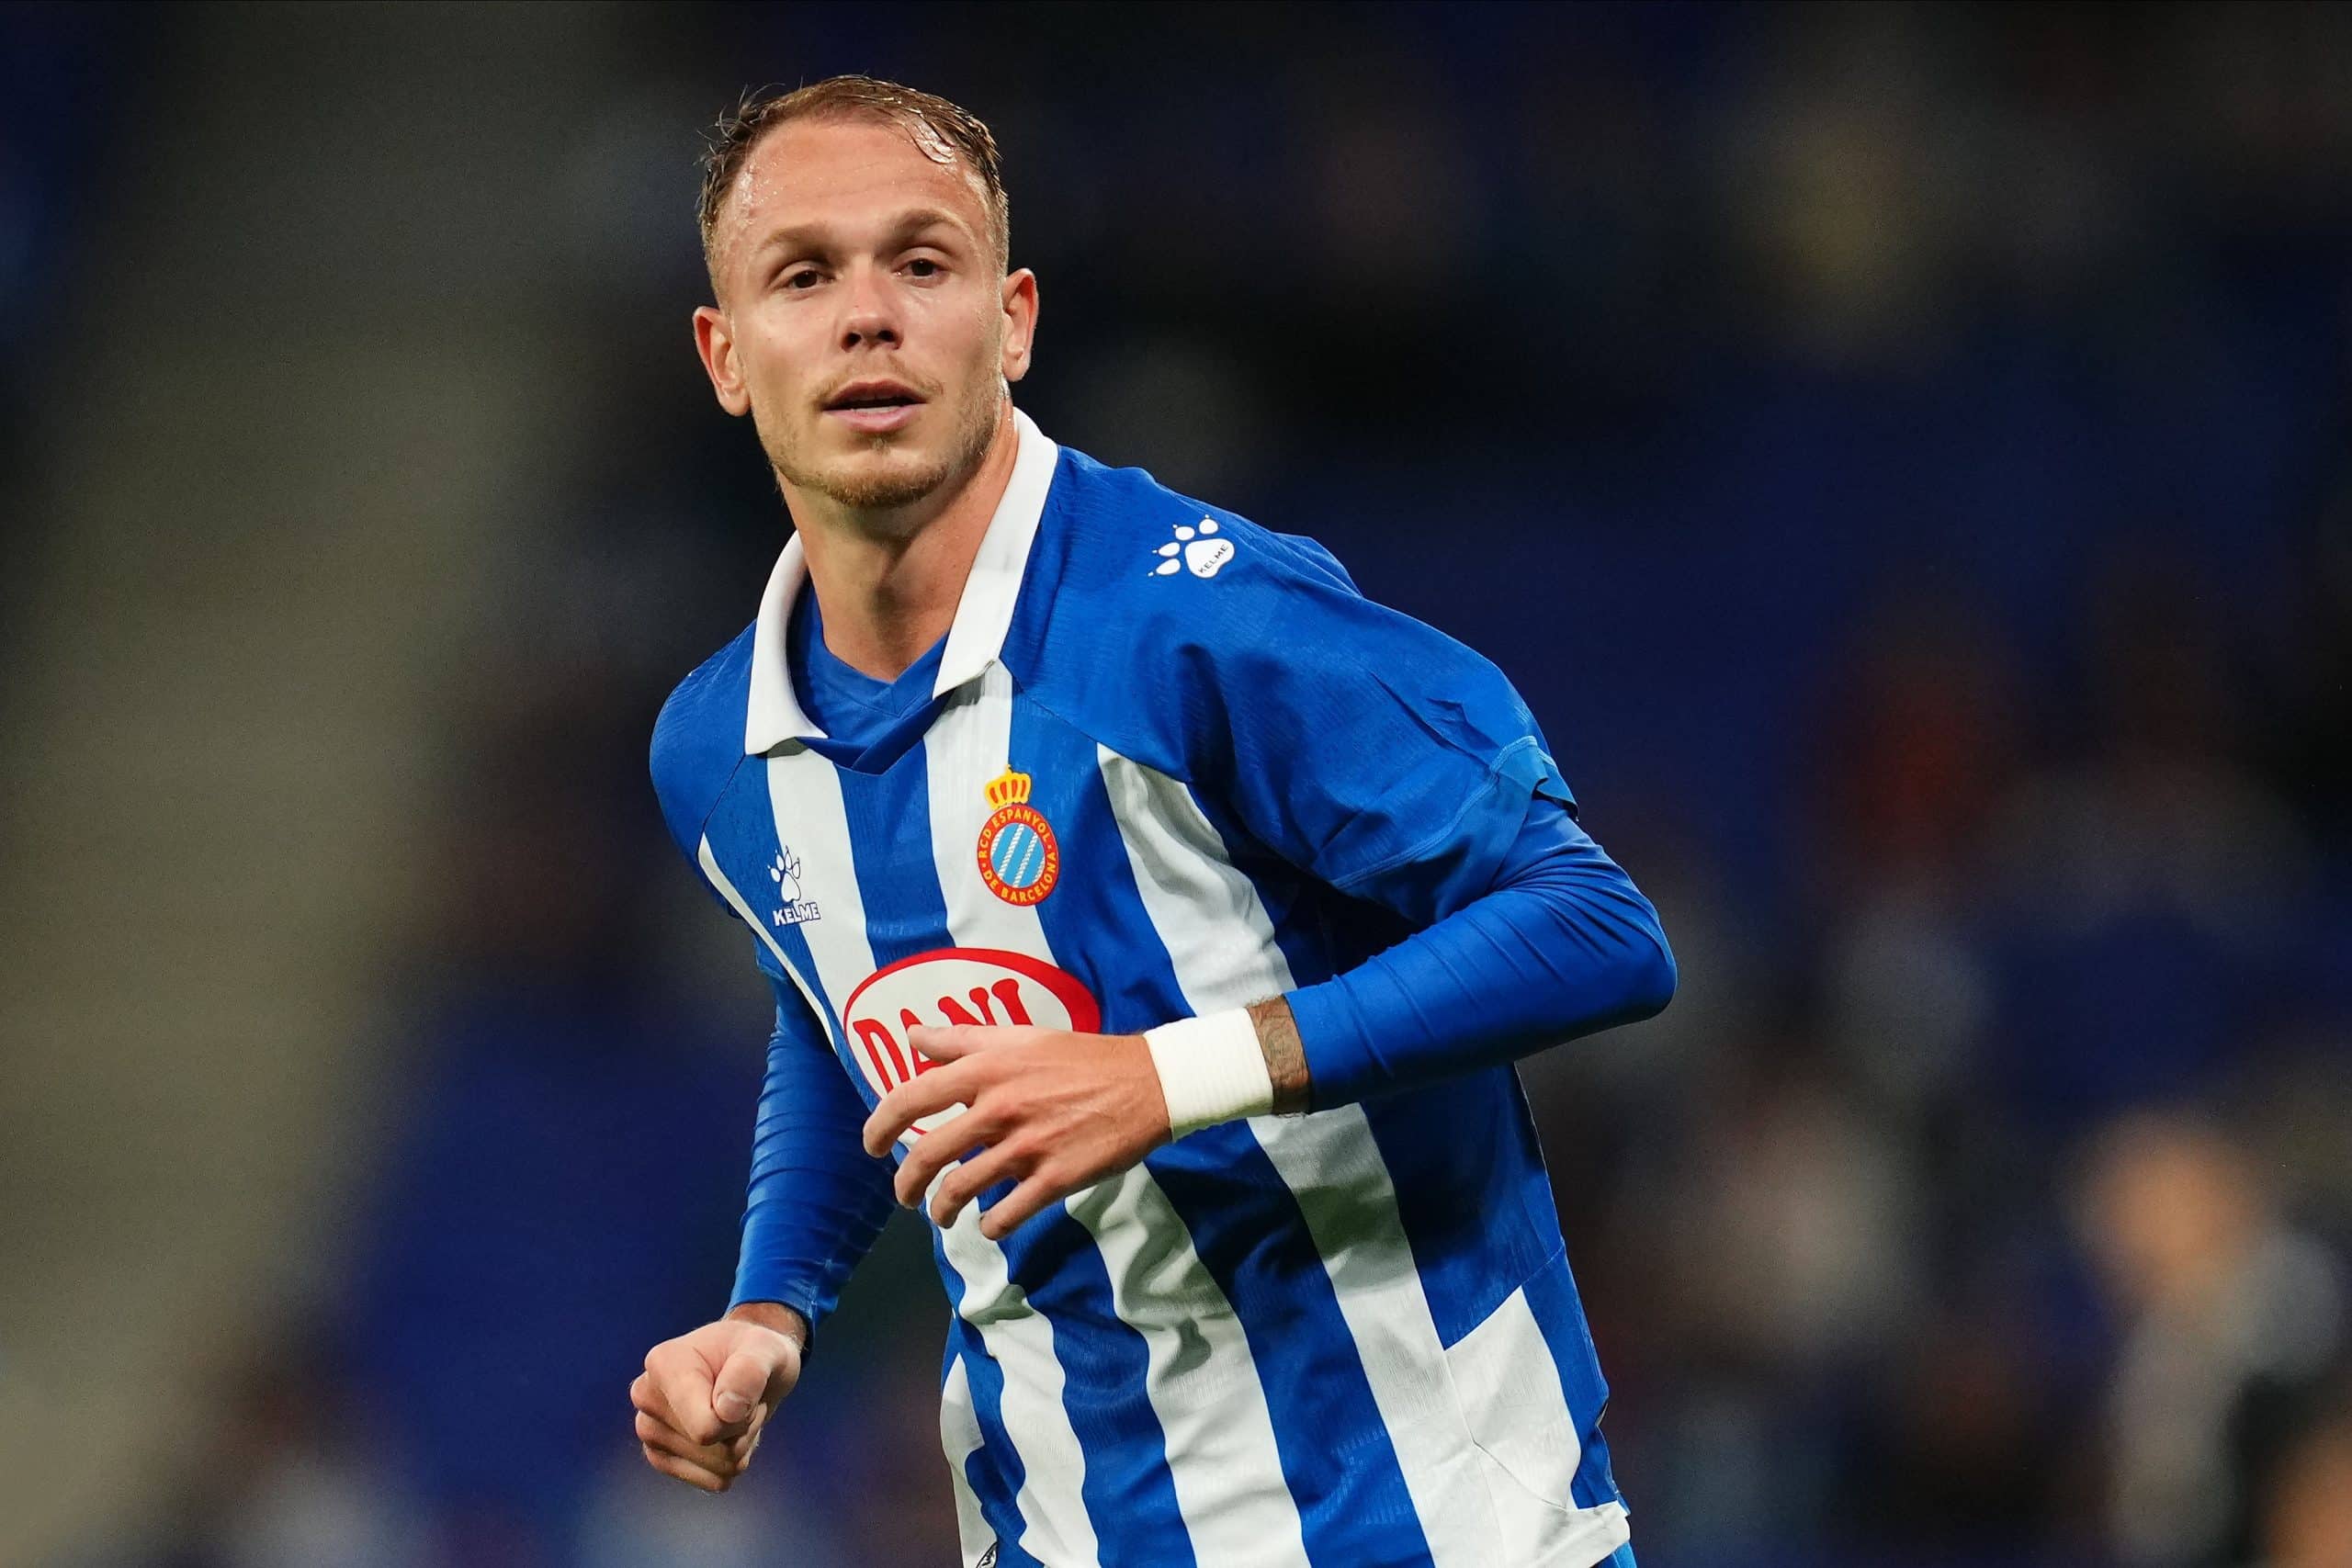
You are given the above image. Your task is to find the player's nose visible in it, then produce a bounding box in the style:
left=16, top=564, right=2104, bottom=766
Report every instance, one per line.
left=838, top=263, right=899, bottom=351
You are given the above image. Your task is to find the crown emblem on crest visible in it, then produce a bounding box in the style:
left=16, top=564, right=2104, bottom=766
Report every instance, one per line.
left=984, top=768, right=1033, bottom=809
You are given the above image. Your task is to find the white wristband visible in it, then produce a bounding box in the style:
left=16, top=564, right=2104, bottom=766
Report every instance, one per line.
left=1143, top=1009, right=1274, bottom=1139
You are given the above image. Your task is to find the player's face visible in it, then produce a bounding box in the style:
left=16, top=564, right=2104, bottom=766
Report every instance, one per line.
left=694, top=118, right=1035, bottom=520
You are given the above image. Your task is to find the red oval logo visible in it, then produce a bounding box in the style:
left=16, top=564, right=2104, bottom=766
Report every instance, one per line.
left=842, top=948, right=1101, bottom=1143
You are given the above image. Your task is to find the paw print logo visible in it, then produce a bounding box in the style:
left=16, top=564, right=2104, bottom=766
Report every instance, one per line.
left=765, top=848, right=821, bottom=926
left=1148, top=516, right=1235, bottom=579
left=766, top=851, right=823, bottom=926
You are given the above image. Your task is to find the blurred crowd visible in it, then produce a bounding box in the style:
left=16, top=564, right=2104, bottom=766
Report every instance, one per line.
left=15, top=4, right=2351, bottom=1565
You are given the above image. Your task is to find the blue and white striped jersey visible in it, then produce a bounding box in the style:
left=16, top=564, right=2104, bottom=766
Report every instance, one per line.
left=652, top=411, right=1640, bottom=1568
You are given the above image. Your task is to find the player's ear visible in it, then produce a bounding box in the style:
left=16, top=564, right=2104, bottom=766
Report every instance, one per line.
left=693, top=305, right=752, bottom=417
left=1000, top=268, right=1038, bottom=385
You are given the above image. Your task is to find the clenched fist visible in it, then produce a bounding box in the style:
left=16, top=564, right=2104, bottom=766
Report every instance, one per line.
left=631, top=1303, right=806, bottom=1493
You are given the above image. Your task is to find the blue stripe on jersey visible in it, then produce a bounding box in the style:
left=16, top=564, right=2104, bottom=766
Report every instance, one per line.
left=769, top=914, right=854, bottom=1073
left=1001, top=1210, right=1198, bottom=1568
left=982, top=1517, right=1046, bottom=1568
left=1148, top=1131, right=1438, bottom=1568
left=933, top=1241, right=1041, bottom=1565
left=1012, top=705, right=1197, bottom=1038
left=1521, top=1246, right=1624, bottom=1512
left=1360, top=1074, right=1563, bottom=1348
left=833, top=756, right=952, bottom=968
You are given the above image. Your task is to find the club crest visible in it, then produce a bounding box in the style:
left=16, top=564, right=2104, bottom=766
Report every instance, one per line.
left=975, top=767, right=1060, bottom=906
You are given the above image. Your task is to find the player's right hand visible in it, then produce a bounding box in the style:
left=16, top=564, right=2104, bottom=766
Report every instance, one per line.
left=631, top=1309, right=806, bottom=1493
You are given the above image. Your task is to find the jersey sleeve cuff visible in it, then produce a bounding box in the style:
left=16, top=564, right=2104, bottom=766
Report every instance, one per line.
left=1282, top=977, right=1379, bottom=1111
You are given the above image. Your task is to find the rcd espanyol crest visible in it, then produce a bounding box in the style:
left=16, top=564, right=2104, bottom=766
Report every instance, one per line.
left=975, top=766, right=1059, bottom=906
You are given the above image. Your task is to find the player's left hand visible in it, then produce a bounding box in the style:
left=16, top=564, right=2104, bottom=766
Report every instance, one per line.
left=864, top=1024, right=1171, bottom=1240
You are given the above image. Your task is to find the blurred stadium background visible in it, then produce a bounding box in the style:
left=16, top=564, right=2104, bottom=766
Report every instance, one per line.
left=4, top=3, right=2350, bottom=1565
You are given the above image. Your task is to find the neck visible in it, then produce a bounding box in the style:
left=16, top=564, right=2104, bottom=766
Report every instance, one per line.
left=785, top=401, right=1018, bottom=682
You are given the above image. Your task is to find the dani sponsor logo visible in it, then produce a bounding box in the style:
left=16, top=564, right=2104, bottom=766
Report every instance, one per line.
left=842, top=948, right=1100, bottom=1145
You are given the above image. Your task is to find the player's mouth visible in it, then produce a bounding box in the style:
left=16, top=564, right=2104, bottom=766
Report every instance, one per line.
left=821, top=380, right=927, bottom=434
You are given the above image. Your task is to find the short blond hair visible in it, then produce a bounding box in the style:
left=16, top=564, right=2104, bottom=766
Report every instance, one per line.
left=697, top=75, right=1010, bottom=289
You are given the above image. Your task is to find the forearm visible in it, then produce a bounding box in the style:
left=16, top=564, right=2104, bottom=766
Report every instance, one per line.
left=731, top=993, right=899, bottom=1331
left=729, top=1147, right=895, bottom=1325
left=1282, top=818, right=1674, bottom=1108
left=1144, top=809, right=1673, bottom=1124
left=1145, top=874, right=1666, bottom=1130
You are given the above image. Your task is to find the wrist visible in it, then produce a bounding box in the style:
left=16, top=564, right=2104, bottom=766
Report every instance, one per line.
left=726, top=1300, right=809, bottom=1350
left=1246, top=994, right=1311, bottom=1114
left=1143, top=1009, right=1276, bottom=1137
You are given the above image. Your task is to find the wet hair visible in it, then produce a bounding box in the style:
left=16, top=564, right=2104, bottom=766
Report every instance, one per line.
left=697, top=74, right=1009, bottom=290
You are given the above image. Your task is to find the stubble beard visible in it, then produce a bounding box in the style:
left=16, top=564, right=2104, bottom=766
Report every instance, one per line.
left=764, top=372, right=1004, bottom=530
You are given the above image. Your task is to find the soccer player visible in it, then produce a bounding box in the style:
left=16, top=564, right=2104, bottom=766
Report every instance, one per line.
left=635, top=75, right=1677, bottom=1568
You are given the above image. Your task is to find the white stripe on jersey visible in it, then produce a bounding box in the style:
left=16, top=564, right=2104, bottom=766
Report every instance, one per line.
left=1101, top=747, right=1608, bottom=1566
left=1445, top=1285, right=1632, bottom=1566
left=765, top=739, right=1101, bottom=1568
left=940, top=1354, right=997, bottom=1568
left=923, top=667, right=1055, bottom=965
left=764, top=750, right=876, bottom=1007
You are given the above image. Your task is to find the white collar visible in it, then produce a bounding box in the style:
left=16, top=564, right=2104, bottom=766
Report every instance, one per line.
left=743, top=407, right=1058, bottom=753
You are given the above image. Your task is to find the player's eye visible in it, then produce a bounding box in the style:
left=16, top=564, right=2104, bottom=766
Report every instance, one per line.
left=780, top=267, right=823, bottom=291
left=904, top=256, right=943, bottom=279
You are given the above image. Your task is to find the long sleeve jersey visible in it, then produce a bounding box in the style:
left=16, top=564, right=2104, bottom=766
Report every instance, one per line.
left=651, top=410, right=1674, bottom=1568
